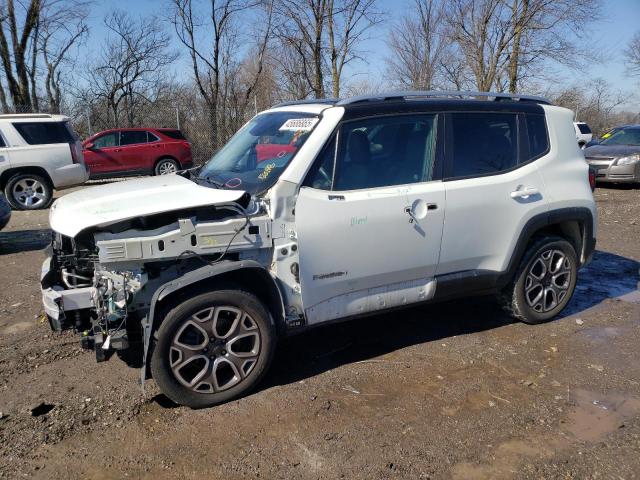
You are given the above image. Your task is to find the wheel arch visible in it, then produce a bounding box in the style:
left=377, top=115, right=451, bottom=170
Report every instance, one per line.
left=0, top=166, right=53, bottom=189
left=501, top=207, right=595, bottom=288
left=141, top=260, right=285, bottom=383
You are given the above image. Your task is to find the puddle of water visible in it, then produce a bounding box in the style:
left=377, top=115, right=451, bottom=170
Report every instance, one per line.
left=565, top=389, right=640, bottom=442
left=578, top=326, right=625, bottom=345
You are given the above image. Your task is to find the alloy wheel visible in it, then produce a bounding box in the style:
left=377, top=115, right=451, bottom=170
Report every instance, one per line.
left=524, top=249, right=572, bottom=313
left=169, top=306, right=261, bottom=393
left=12, top=178, right=47, bottom=208
left=157, top=160, right=178, bottom=175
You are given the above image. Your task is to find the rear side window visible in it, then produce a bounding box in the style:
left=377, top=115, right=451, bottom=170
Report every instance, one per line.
left=449, top=113, right=518, bottom=178
left=120, top=130, right=148, bottom=145
left=577, top=123, right=591, bottom=134
left=13, top=122, right=74, bottom=145
left=525, top=114, right=549, bottom=160
left=160, top=129, right=186, bottom=140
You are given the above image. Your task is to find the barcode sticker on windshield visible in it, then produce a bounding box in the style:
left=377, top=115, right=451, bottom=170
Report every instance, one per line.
left=279, top=118, right=318, bottom=131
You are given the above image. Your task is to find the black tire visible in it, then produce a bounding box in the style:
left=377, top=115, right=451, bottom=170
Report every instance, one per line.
left=499, top=236, right=578, bottom=324
left=4, top=173, right=53, bottom=210
left=154, top=158, right=180, bottom=175
left=151, top=290, right=276, bottom=408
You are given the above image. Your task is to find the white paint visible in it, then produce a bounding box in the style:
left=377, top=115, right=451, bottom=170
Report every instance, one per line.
left=49, top=174, right=245, bottom=237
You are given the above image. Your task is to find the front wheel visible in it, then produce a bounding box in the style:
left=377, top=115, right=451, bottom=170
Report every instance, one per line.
left=499, top=236, right=578, bottom=324
left=151, top=290, right=276, bottom=408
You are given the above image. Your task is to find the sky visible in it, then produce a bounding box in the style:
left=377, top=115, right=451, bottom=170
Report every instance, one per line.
left=83, top=0, right=640, bottom=111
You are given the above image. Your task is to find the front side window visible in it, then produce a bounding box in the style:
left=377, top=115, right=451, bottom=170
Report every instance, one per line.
left=600, top=128, right=640, bottom=146
left=306, top=115, right=437, bottom=191
left=449, top=113, right=518, bottom=178
left=120, top=130, right=148, bottom=146
left=198, top=111, right=318, bottom=195
left=13, top=121, right=74, bottom=145
left=93, top=133, right=118, bottom=148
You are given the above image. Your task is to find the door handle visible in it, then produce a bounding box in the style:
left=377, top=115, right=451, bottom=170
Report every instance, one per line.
left=510, top=186, right=539, bottom=199
left=114, top=149, right=122, bottom=152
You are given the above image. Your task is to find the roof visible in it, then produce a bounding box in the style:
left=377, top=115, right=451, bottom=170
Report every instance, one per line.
left=273, top=90, right=551, bottom=109
left=0, top=113, right=69, bottom=122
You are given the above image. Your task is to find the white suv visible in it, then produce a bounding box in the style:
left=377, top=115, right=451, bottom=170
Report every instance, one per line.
left=0, top=114, right=87, bottom=210
left=41, top=92, right=596, bottom=408
left=574, top=121, right=593, bottom=148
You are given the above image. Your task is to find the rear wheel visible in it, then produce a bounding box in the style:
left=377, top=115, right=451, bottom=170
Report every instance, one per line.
left=499, top=236, right=578, bottom=324
left=4, top=173, right=53, bottom=210
left=154, top=158, right=179, bottom=175
left=151, top=290, right=276, bottom=408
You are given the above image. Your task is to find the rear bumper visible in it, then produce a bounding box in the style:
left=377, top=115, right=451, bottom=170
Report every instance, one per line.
left=52, top=163, right=89, bottom=189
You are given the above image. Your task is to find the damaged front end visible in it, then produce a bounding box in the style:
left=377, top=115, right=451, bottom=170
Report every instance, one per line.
left=41, top=174, right=272, bottom=364
left=41, top=232, right=143, bottom=360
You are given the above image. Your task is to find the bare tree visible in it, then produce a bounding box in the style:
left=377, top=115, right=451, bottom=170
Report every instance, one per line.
left=87, top=10, right=176, bottom=127
left=386, top=0, right=446, bottom=90
left=446, top=0, right=513, bottom=92
left=171, top=0, right=273, bottom=147
left=505, top=0, right=601, bottom=93
left=39, top=0, right=89, bottom=113
left=554, top=78, right=625, bottom=134
left=0, top=0, right=41, bottom=110
left=326, top=0, right=379, bottom=97
left=275, top=0, right=329, bottom=99
left=625, top=30, right=640, bottom=77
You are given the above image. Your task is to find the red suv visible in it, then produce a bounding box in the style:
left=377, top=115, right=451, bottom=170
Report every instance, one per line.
left=83, top=128, right=193, bottom=178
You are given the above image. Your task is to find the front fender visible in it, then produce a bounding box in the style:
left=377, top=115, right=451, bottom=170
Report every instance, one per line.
left=140, top=260, right=284, bottom=389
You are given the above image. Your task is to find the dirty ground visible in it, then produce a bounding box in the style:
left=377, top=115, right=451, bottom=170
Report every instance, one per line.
left=0, top=185, right=638, bottom=479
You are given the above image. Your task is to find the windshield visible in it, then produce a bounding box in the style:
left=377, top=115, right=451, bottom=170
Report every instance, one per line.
left=198, top=111, right=319, bottom=195
left=600, top=128, right=640, bottom=146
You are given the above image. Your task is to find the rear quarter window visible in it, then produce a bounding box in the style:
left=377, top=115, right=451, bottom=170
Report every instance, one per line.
left=160, top=129, right=186, bottom=140
left=13, top=122, right=74, bottom=145
left=577, top=123, right=592, bottom=134
left=525, top=114, right=549, bottom=160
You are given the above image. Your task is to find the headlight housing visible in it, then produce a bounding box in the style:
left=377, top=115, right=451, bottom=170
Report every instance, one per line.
left=616, top=154, right=640, bottom=166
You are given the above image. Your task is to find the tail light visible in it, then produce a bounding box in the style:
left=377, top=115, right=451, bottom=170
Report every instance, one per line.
left=588, top=167, right=596, bottom=191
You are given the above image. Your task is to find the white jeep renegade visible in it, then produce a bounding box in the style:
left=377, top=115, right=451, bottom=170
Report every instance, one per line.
left=41, top=92, right=596, bottom=408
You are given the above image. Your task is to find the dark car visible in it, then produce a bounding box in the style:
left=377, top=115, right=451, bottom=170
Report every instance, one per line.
left=583, top=125, right=640, bottom=184
left=0, top=193, right=11, bottom=230
left=83, top=128, right=193, bottom=179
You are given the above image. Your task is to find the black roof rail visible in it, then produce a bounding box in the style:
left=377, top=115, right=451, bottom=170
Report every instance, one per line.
left=272, top=98, right=338, bottom=108
left=336, top=90, right=551, bottom=106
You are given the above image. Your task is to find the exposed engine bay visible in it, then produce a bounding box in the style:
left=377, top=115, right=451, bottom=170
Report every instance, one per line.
left=41, top=198, right=273, bottom=362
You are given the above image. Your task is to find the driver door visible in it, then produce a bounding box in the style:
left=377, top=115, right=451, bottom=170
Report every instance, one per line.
left=295, top=114, right=446, bottom=325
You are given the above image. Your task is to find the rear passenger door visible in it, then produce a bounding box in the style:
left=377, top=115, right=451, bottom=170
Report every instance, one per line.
left=119, top=130, right=151, bottom=172
left=295, top=114, right=446, bottom=325
left=437, top=112, right=549, bottom=277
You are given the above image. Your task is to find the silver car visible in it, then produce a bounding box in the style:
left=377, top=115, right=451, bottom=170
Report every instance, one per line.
left=584, top=125, right=640, bottom=184
left=0, top=193, right=11, bottom=230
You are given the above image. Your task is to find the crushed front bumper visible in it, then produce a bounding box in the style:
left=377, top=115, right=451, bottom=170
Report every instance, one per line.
left=41, top=252, right=96, bottom=331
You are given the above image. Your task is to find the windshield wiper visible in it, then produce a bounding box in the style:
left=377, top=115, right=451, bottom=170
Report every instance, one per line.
left=199, top=175, right=225, bottom=189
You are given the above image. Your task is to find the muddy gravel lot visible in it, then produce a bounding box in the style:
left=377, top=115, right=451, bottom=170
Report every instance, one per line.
left=0, top=184, right=639, bottom=479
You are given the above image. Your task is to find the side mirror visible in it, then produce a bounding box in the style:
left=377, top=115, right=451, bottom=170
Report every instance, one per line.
left=84, top=142, right=95, bottom=150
